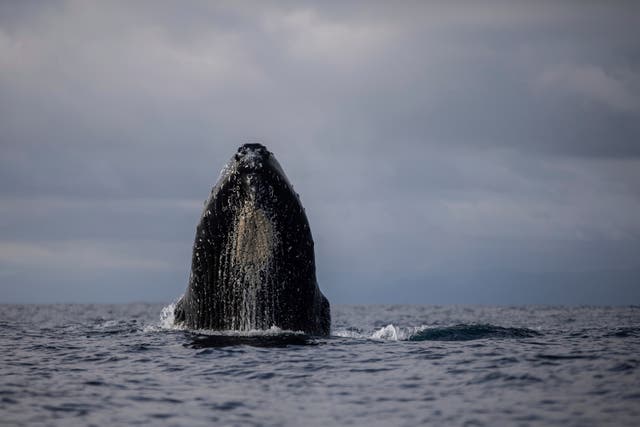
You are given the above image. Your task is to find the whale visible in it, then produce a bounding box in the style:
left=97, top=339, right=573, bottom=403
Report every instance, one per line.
left=174, top=143, right=330, bottom=336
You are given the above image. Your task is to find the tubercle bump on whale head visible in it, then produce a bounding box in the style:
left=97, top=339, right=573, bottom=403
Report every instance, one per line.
left=234, top=143, right=271, bottom=171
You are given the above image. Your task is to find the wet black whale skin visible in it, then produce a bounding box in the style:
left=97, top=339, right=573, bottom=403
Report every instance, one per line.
left=175, top=144, right=330, bottom=336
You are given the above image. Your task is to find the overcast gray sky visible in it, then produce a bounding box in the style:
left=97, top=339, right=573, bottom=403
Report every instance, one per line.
left=1, top=1, right=639, bottom=304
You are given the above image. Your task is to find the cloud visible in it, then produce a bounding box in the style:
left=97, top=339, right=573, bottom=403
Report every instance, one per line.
left=271, top=7, right=396, bottom=65
left=539, top=64, right=640, bottom=113
left=0, top=1, right=639, bottom=303
left=0, top=240, right=176, bottom=271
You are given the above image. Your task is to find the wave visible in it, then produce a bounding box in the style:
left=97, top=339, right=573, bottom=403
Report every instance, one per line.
left=604, top=327, right=640, bottom=338
left=187, top=333, right=314, bottom=349
left=409, top=324, right=541, bottom=341
left=334, top=324, right=541, bottom=341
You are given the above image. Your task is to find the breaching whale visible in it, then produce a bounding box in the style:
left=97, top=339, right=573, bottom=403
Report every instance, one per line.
left=174, top=143, right=330, bottom=336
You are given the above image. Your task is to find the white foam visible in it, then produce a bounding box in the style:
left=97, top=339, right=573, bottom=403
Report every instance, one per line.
left=371, top=324, right=401, bottom=340
left=190, top=326, right=305, bottom=337
left=332, top=329, right=367, bottom=339
left=332, top=324, right=432, bottom=341
left=145, top=302, right=306, bottom=336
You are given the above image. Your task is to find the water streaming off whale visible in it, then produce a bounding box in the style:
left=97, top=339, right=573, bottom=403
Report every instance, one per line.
left=227, top=199, right=278, bottom=331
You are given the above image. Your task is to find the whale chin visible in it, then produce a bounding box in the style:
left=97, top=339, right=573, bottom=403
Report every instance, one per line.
left=174, top=143, right=331, bottom=336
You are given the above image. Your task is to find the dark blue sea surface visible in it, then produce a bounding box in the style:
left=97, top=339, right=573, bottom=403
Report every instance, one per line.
left=1, top=304, right=639, bottom=426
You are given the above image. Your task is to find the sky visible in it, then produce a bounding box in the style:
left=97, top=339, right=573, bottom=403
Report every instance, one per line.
left=1, top=1, right=639, bottom=305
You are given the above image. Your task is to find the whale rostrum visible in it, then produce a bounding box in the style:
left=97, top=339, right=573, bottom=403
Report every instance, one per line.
left=174, top=143, right=331, bottom=335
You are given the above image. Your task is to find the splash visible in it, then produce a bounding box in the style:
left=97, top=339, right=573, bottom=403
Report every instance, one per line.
left=159, top=303, right=178, bottom=329
left=143, top=302, right=186, bottom=332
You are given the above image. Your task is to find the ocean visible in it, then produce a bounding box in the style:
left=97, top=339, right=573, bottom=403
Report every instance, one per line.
left=1, top=304, right=639, bottom=426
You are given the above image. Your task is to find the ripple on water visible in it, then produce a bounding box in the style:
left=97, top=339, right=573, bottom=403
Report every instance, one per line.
left=1, top=304, right=639, bottom=427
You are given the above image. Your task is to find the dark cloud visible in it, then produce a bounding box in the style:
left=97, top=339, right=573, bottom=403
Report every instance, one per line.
left=1, top=1, right=639, bottom=303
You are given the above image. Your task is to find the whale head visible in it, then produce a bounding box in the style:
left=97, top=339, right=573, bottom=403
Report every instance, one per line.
left=175, top=143, right=330, bottom=335
left=234, top=143, right=272, bottom=172
left=210, top=143, right=293, bottom=206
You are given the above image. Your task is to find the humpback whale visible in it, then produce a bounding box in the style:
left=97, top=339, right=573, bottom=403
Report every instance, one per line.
left=174, top=143, right=330, bottom=336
